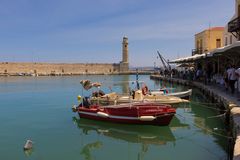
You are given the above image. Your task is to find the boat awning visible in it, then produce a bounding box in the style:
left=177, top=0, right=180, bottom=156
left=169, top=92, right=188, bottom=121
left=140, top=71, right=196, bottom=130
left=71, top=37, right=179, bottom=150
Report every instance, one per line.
left=176, top=63, right=194, bottom=68
left=210, top=41, right=240, bottom=56
left=170, top=41, right=240, bottom=64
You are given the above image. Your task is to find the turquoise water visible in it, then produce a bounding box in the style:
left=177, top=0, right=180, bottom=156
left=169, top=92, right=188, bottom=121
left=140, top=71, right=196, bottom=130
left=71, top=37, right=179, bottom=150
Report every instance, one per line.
left=0, top=75, right=228, bottom=160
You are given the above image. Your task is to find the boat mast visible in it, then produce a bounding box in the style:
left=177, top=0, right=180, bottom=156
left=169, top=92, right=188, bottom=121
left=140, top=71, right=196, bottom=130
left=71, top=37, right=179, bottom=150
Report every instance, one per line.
left=136, top=69, right=140, bottom=90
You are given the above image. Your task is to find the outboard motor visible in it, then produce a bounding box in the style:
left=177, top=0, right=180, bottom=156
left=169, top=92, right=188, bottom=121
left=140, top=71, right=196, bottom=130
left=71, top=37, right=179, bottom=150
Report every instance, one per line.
left=82, top=97, right=91, bottom=108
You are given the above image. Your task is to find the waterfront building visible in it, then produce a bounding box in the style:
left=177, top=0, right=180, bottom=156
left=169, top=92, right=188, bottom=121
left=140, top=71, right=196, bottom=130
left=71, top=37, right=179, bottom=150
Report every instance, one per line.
left=173, top=26, right=224, bottom=76
left=0, top=37, right=129, bottom=75
left=224, top=0, right=240, bottom=45
left=171, top=0, right=240, bottom=84
left=193, top=27, right=224, bottom=55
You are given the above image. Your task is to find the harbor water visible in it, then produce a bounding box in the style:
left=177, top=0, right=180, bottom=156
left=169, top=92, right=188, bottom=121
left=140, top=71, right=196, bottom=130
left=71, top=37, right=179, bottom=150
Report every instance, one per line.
left=0, top=75, right=228, bottom=160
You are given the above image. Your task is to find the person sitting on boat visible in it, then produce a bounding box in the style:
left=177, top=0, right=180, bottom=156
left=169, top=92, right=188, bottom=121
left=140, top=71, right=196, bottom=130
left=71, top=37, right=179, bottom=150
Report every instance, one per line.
left=161, top=85, right=168, bottom=94
left=131, top=89, right=135, bottom=99
left=92, top=90, right=105, bottom=97
left=141, top=84, right=149, bottom=95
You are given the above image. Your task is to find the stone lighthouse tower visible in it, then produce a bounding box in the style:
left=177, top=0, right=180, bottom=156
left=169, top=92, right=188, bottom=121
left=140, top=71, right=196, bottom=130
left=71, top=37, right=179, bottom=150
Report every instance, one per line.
left=119, top=36, right=129, bottom=72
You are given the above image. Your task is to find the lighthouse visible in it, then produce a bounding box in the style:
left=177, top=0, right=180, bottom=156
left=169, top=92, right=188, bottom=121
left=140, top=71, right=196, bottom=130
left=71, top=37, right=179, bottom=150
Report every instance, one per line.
left=120, top=36, right=129, bottom=72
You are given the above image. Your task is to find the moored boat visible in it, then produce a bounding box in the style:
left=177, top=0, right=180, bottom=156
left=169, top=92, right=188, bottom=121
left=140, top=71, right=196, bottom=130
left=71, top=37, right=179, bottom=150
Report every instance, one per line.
left=150, top=89, right=192, bottom=99
left=91, top=89, right=189, bottom=105
left=74, top=101, right=176, bottom=126
left=78, top=79, right=189, bottom=105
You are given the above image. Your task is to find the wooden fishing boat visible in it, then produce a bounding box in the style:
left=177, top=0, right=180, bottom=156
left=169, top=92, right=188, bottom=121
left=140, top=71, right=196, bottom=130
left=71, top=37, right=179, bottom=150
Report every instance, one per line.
left=150, top=89, right=192, bottom=99
left=73, top=101, right=176, bottom=126
left=78, top=79, right=188, bottom=105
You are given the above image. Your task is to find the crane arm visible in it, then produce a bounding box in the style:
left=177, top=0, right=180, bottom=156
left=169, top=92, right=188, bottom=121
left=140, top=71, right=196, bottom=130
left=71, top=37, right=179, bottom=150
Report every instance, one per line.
left=157, top=51, right=167, bottom=70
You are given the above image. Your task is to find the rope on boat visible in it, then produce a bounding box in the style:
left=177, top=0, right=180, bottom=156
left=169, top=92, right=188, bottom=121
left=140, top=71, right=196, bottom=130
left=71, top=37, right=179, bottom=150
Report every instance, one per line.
left=175, top=113, right=232, bottom=139
left=188, top=101, right=227, bottom=112
left=174, top=132, right=228, bottom=160
left=207, top=113, right=226, bottom=119
left=190, top=101, right=220, bottom=106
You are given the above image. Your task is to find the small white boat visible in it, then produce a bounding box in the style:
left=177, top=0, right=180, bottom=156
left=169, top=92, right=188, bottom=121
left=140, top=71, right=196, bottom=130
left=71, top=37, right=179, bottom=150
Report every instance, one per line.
left=150, top=89, right=192, bottom=99
left=78, top=79, right=190, bottom=105
left=91, top=90, right=189, bottom=105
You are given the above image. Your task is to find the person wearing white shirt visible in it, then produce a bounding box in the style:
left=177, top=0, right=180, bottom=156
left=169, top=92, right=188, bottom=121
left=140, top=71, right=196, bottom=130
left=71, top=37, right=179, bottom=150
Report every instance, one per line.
left=227, top=65, right=237, bottom=94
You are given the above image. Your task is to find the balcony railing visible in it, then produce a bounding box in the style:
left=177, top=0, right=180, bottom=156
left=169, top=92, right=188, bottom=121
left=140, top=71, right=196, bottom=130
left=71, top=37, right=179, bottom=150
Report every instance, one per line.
left=192, top=48, right=203, bottom=56
left=228, top=16, right=240, bottom=33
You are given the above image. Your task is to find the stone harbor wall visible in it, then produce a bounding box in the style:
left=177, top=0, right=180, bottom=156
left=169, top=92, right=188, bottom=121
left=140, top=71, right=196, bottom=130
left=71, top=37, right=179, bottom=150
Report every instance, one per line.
left=0, top=62, right=120, bottom=75
left=150, top=75, right=240, bottom=160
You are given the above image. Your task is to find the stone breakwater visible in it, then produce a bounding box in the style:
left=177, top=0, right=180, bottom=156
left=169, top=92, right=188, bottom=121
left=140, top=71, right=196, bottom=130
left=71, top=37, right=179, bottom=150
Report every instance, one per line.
left=0, top=62, right=121, bottom=75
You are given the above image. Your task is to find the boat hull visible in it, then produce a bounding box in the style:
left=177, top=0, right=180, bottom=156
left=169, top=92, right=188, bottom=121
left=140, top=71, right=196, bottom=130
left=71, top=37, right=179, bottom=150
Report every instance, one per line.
left=77, top=103, right=175, bottom=126
left=150, top=89, right=192, bottom=99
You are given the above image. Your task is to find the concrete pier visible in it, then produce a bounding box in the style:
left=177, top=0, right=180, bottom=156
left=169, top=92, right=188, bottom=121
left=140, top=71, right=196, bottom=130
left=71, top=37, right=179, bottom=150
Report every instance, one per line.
left=150, top=75, right=240, bottom=160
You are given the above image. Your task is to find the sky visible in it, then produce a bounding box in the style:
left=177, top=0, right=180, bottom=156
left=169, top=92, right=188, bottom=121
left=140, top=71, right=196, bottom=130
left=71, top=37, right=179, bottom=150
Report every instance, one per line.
left=0, top=0, right=235, bottom=67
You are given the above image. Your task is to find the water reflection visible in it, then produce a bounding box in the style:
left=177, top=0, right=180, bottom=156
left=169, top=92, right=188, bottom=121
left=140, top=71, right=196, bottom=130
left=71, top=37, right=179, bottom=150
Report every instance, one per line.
left=176, top=89, right=229, bottom=153
left=80, top=141, right=103, bottom=160
left=73, top=117, right=175, bottom=146
left=73, top=116, right=195, bottom=160
left=121, top=75, right=130, bottom=94
left=169, top=116, right=190, bottom=131
left=23, top=149, right=33, bottom=157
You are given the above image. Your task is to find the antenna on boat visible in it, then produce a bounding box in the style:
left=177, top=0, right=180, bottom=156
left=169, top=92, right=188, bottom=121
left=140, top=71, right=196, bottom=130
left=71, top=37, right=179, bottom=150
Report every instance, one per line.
left=129, top=87, right=133, bottom=107
left=136, top=69, right=140, bottom=90
left=81, top=83, right=84, bottom=108
left=97, top=86, right=100, bottom=105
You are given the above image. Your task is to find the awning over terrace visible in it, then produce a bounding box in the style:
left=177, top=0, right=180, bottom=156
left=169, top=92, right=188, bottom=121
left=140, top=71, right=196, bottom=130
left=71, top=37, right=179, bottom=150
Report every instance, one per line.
left=170, top=41, right=240, bottom=64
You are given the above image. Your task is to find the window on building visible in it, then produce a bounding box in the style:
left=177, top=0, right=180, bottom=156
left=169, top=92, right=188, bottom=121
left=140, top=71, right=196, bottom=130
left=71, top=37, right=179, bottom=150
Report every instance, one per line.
left=85, top=69, right=88, bottom=73
left=225, top=37, right=228, bottom=46
left=230, top=35, right=232, bottom=44
left=199, top=39, right=203, bottom=54
left=216, top=39, right=221, bottom=48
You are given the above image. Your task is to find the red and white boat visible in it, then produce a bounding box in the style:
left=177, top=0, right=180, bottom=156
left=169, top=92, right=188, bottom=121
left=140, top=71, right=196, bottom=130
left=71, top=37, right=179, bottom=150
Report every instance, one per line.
left=73, top=101, right=176, bottom=126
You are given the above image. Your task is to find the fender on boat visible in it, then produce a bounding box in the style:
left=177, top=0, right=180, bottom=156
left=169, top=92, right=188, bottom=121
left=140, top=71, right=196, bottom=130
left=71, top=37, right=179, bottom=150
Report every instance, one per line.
left=72, top=105, right=77, bottom=112
left=139, top=116, right=156, bottom=121
left=181, top=99, right=189, bottom=103
left=97, top=112, right=109, bottom=118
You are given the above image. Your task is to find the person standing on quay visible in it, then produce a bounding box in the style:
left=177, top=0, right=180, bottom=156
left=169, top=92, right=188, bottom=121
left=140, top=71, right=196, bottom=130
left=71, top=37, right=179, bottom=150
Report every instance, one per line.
left=227, top=65, right=237, bottom=94
left=223, top=67, right=229, bottom=91
left=235, top=67, right=240, bottom=100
